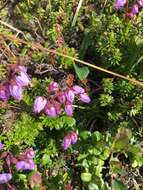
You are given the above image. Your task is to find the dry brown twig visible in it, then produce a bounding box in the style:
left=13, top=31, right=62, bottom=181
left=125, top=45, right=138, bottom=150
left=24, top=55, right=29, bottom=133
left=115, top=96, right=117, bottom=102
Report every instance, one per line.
left=0, top=20, right=23, bottom=58
left=0, top=20, right=23, bottom=34
left=0, top=32, right=143, bottom=88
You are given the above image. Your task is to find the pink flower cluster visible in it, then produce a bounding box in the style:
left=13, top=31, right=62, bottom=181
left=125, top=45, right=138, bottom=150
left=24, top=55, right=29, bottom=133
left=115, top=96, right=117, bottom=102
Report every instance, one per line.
left=63, top=131, right=78, bottom=150
left=114, top=0, right=143, bottom=19
left=126, top=0, right=143, bottom=19
left=16, top=148, right=35, bottom=171
left=34, top=81, right=91, bottom=117
left=0, top=148, right=35, bottom=185
left=0, top=64, right=30, bottom=101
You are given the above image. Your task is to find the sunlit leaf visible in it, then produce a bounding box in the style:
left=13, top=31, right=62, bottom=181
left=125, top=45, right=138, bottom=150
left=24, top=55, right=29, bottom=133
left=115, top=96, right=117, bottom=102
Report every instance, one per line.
left=73, top=63, right=89, bottom=80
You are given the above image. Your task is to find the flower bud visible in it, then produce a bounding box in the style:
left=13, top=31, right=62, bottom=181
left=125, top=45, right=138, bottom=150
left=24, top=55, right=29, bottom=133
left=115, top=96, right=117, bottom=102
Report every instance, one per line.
left=126, top=12, right=134, bottom=19
left=18, top=65, right=27, bottom=73
left=10, top=64, right=27, bottom=73
left=45, top=102, right=57, bottom=117
left=0, top=142, right=3, bottom=150
left=16, top=160, right=35, bottom=171
left=16, top=161, right=25, bottom=170
left=72, top=85, right=85, bottom=95
left=65, top=89, right=75, bottom=103
left=131, top=4, right=139, bottom=14
left=65, top=103, right=73, bottom=116
left=0, top=84, right=10, bottom=101
left=48, top=82, right=59, bottom=92
left=114, top=0, right=126, bottom=9
left=15, top=71, right=30, bottom=87
left=27, top=160, right=35, bottom=170
left=34, top=96, right=47, bottom=113
left=63, top=135, right=71, bottom=150
left=53, top=101, right=61, bottom=115
left=79, top=93, right=91, bottom=103
left=138, top=0, right=143, bottom=7
left=69, top=132, right=78, bottom=144
left=58, top=92, right=66, bottom=103
left=66, top=182, right=73, bottom=190
left=25, top=148, right=35, bottom=159
left=0, top=173, right=12, bottom=184
left=9, top=83, right=23, bottom=101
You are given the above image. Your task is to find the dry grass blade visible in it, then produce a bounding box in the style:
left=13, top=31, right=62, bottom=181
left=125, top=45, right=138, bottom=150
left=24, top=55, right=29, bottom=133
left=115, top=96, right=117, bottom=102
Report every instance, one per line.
left=0, top=20, right=23, bottom=34
left=72, top=0, right=84, bottom=27
left=1, top=33, right=143, bottom=88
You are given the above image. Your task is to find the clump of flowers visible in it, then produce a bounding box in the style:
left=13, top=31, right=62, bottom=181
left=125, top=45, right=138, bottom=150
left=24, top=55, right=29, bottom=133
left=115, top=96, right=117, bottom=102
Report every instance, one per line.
left=33, top=80, right=91, bottom=117
left=63, top=131, right=78, bottom=150
left=16, top=148, right=35, bottom=171
left=0, top=147, right=35, bottom=185
left=0, top=64, right=30, bottom=101
left=114, top=0, right=143, bottom=19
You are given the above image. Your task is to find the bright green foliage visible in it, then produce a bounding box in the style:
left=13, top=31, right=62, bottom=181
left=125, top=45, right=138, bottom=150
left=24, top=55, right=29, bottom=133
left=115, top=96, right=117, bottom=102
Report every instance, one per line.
left=77, top=128, right=143, bottom=189
left=7, top=113, right=42, bottom=147
left=0, top=0, right=143, bottom=189
left=40, top=115, right=76, bottom=130
left=57, top=45, right=78, bottom=69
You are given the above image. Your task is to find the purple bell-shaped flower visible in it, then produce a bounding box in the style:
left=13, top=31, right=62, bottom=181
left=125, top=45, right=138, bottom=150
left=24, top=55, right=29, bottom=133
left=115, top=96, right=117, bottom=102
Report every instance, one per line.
left=57, top=91, right=66, bottom=103
left=114, top=0, right=126, bottom=9
left=15, top=71, right=30, bottom=87
left=53, top=101, right=61, bottom=115
left=72, top=85, right=85, bottom=95
left=16, top=160, right=35, bottom=171
left=79, top=93, right=91, bottom=103
left=131, top=4, right=139, bottom=14
left=65, top=102, right=73, bottom=116
left=0, top=84, right=10, bottom=101
left=0, top=142, right=3, bottom=150
left=34, top=96, right=47, bottom=113
left=65, top=89, right=75, bottom=103
left=9, top=82, right=23, bottom=101
left=63, top=135, right=71, bottom=150
left=45, top=102, right=57, bottom=117
left=16, top=161, right=25, bottom=170
left=0, top=173, right=12, bottom=184
left=18, top=65, right=27, bottom=73
left=22, top=148, right=35, bottom=160
left=70, top=132, right=78, bottom=144
left=48, top=81, right=59, bottom=92
left=138, top=0, right=143, bottom=7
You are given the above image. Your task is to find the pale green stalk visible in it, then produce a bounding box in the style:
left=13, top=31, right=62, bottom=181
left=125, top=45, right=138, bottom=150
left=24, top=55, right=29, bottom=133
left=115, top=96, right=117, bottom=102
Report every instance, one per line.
left=72, top=0, right=84, bottom=27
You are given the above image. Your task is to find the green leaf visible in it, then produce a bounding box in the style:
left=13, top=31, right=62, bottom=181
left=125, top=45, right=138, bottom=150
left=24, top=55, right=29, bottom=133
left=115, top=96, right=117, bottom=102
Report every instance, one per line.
left=42, top=154, right=52, bottom=166
left=135, top=37, right=143, bottom=48
left=73, top=63, right=89, bottom=80
left=61, top=116, right=76, bottom=127
left=112, top=179, right=127, bottom=190
left=81, top=173, right=92, bottom=182
left=80, top=131, right=91, bottom=140
left=93, top=131, right=102, bottom=141
left=79, top=32, right=93, bottom=59
left=88, top=183, right=99, bottom=190
left=113, top=128, right=132, bottom=150
left=110, top=157, right=122, bottom=174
